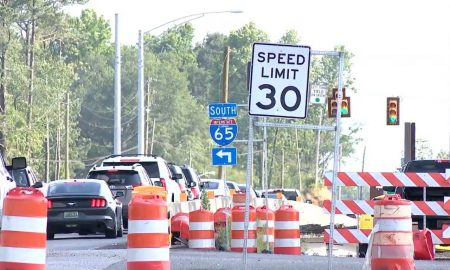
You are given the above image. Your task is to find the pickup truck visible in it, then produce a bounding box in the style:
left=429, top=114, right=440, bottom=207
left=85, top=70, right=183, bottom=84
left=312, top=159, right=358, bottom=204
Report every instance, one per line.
left=6, top=157, right=47, bottom=195
left=393, top=159, right=450, bottom=229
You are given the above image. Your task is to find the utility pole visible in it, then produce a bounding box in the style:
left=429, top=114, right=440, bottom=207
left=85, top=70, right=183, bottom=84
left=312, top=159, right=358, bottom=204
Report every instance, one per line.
left=295, top=129, right=302, bottom=192
left=46, top=118, right=49, bottom=182
left=315, top=107, right=323, bottom=188
left=218, top=46, right=230, bottom=180
left=65, top=90, right=69, bottom=179
left=137, top=30, right=145, bottom=154
left=144, top=79, right=151, bottom=154
left=114, top=13, right=121, bottom=155
left=281, top=149, right=285, bottom=188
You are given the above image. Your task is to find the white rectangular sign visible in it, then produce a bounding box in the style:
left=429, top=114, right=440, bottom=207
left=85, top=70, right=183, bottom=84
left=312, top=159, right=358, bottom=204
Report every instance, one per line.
left=248, top=42, right=311, bottom=119
left=310, top=84, right=327, bottom=104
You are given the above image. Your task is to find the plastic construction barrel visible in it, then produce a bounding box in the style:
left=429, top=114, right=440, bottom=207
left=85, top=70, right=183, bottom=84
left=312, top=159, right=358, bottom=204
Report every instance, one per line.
left=256, top=206, right=274, bottom=252
left=189, top=209, right=215, bottom=250
left=171, top=212, right=189, bottom=241
left=274, top=204, right=301, bottom=255
left=230, top=205, right=256, bottom=253
left=214, top=207, right=230, bottom=227
left=371, top=194, right=415, bottom=270
left=0, top=187, right=47, bottom=270
left=232, top=193, right=246, bottom=207
left=127, top=194, right=169, bottom=270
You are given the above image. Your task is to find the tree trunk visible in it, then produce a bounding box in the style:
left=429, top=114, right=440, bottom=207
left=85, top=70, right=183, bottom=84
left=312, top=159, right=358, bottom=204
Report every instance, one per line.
left=26, top=0, right=36, bottom=154
left=0, top=0, right=10, bottom=156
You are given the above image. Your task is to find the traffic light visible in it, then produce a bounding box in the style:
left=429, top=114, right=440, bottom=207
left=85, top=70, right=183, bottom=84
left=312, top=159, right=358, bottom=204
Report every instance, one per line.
left=386, top=97, right=400, bottom=125
left=327, top=96, right=351, bottom=118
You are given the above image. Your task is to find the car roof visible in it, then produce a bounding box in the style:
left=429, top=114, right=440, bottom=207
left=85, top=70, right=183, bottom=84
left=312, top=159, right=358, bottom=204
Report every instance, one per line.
left=89, top=165, right=144, bottom=172
left=201, top=178, right=225, bottom=183
left=102, top=154, right=164, bottom=163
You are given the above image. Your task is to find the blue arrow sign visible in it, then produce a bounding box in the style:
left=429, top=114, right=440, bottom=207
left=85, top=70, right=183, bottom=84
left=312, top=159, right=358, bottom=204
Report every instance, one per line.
left=208, top=103, right=237, bottom=118
left=209, top=119, right=238, bottom=146
left=212, top=147, right=237, bottom=166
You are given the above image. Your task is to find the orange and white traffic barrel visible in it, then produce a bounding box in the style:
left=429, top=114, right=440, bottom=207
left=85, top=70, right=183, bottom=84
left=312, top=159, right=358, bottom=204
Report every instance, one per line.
left=171, top=212, right=189, bottom=241
left=214, top=207, right=231, bottom=231
left=231, top=205, right=256, bottom=253
left=371, top=194, right=415, bottom=270
left=232, top=193, right=246, bottom=206
left=274, top=204, right=301, bottom=255
left=189, top=209, right=215, bottom=250
left=127, top=194, right=169, bottom=270
left=256, top=206, right=274, bottom=252
left=0, top=187, right=47, bottom=270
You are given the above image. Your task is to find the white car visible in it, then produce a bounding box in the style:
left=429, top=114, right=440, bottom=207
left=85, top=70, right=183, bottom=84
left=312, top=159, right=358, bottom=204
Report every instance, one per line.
left=200, top=178, right=230, bottom=197
left=0, top=155, right=16, bottom=228
left=100, top=154, right=181, bottom=203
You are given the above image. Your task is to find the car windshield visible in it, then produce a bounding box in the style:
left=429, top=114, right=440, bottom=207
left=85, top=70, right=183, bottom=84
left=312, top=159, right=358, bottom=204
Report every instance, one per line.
left=88, top=171, right=141, bottom=186
left=226, top=182, right=235, bottom=189
left=48, top=181, right=100, bottom=196
left=103, top=161, right=160, bottom=178
left=10, top=169, right=28, bottom=187
left=405, top=160, right=450, bottom=173
left=203, top=181, right=219, bottom=189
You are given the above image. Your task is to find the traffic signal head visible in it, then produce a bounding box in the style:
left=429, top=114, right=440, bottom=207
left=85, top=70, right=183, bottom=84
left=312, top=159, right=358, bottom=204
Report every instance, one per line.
left=386, top=97, right=400, bottom=125
left=328, top=97, right=351, bottom=118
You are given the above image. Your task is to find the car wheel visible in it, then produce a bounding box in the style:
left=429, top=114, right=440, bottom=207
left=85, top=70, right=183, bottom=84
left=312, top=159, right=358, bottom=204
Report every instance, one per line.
left=105, top=219, right=118, bottom=239
left=47, top=233, right=55, bottom=240
left=117, top=216, right=124, bottom=237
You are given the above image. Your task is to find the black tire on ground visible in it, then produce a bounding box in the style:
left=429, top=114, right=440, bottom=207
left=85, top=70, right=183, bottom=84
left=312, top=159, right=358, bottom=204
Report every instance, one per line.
left=117, top=216, right=124, bottom=237
left=105, top=220, right=118, bottom=239
left=47, top=233, right=55, bottom=240
left=358, top=243, right=368, bottom=258
left=123, top=218, right=128, bottom=229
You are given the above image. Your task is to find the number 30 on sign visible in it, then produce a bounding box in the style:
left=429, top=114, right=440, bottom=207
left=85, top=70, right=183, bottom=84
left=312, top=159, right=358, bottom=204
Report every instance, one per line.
left=248, top=42, right=311, bottom=119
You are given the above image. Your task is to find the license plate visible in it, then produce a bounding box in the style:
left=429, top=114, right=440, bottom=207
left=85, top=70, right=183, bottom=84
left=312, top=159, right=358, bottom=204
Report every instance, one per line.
left=64, top=211, right=78, bottom=218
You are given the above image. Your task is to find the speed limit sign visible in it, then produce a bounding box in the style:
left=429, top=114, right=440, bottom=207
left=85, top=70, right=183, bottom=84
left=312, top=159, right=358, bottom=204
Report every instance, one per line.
left=248, top=42, right=311, bottom=119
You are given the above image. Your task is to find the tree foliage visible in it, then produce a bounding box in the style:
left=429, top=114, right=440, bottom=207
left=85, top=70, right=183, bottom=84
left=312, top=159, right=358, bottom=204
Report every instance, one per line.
left=0, top=4, right=362, bottom=193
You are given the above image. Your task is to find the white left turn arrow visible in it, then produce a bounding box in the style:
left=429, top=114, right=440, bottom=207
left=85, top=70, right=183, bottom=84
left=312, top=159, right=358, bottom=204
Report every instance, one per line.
left=217, top=149, right=231, bottom=162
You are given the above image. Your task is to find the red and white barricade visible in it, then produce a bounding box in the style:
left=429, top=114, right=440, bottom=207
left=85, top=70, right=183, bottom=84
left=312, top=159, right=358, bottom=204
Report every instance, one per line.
left=323, top=171, right=450, bottom=246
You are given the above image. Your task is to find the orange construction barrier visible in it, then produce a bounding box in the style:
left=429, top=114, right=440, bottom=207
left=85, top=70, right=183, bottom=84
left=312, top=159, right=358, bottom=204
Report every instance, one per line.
left=256, top=206, right=274, bottom=252
left=0, top=187, right=47, bottom=270
left=232, top=193, right=245, bottom=206
left=413, top=229, right=434, bottom=260
left=231, top=205, right=256, bottom=253
left=127, top=194, right=169, bottom=270
left=274, top=204, right=301, bottom=255
left=132, top=186, right=167, bottom=202
left=370, top=194, right=415, bottom=270
left=189, top=209, right=215, bottom=250
left=171, top=212, right=189, bottom=241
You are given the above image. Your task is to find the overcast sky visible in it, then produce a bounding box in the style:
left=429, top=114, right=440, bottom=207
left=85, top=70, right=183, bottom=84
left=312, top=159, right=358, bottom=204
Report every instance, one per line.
left=67, top=0, right=450, bottom=172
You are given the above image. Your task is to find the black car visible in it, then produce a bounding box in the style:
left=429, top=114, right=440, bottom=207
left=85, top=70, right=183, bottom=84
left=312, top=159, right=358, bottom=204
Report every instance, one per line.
left=46, top=179, right=124, bottom=240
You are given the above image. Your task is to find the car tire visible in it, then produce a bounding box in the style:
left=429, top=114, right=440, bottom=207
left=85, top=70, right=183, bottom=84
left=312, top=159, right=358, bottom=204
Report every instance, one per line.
left=117, top=216, right=124, bottom=237
left=47, top=233, right=55, bottom=240
left=105, top=218, right=118, bottom=239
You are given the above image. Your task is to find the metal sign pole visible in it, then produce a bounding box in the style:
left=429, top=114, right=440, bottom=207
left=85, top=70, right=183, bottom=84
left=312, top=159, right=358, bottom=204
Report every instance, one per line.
left=328, top=51, right=345, bottom=270
left=243, top=115, right=254, bottom=270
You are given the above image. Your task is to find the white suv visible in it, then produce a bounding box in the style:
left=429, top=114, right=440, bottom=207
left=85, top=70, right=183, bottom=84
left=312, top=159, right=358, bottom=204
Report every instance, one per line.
left=101, top=154, right=181, bottom=203
left=0, top=154, right=17, bottom=228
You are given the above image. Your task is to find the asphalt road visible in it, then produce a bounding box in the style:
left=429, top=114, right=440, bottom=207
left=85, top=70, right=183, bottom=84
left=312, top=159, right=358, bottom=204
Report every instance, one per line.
left=45, top=233, right=450, bottom=270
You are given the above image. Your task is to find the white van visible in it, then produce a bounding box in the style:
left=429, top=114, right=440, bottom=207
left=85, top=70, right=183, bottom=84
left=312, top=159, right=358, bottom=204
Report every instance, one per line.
left=0, top=153, right=16, bottom=228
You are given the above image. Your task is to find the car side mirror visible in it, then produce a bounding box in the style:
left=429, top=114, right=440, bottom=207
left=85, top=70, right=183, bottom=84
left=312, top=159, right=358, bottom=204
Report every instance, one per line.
left=154, top=181, right=163, bottom=187
left=32, top=182, right=43, bottom=188
left=12, top=157, right=27, bottom=170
